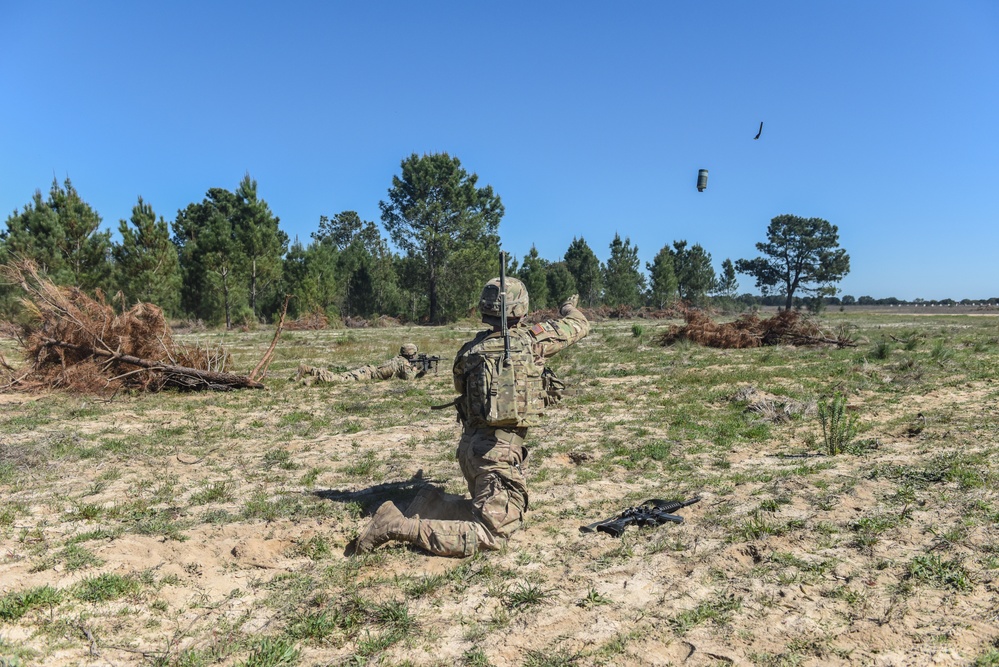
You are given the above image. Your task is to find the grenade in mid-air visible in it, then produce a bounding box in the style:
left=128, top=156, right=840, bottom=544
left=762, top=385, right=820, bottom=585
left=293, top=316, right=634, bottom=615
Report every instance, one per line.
left=696, top=169, right=709, bottom=192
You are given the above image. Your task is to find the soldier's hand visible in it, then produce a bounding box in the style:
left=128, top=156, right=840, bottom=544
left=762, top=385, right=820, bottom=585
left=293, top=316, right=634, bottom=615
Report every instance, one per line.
left=560, top=294, right=579, bottom=314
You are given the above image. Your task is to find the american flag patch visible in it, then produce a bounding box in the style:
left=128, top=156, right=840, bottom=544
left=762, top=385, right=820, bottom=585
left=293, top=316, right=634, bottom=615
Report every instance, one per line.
left=530, top=323, right=546, bottom=336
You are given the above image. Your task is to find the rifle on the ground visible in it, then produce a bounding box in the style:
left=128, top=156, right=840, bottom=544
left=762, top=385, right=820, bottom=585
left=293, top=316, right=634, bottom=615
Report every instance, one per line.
left=414, top=353, right=441, bottom=374
left=579, top=497, right=701, bottom=538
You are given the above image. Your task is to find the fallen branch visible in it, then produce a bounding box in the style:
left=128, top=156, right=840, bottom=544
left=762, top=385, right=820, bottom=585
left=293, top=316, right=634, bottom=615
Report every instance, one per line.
left=249, top=294, right=290, bottom=382
left=42, top=338, right=264, bottom=390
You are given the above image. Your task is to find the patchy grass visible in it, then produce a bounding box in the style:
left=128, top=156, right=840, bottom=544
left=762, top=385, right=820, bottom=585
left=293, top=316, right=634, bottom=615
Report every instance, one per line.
left=0, top=314, right=998, bottom=665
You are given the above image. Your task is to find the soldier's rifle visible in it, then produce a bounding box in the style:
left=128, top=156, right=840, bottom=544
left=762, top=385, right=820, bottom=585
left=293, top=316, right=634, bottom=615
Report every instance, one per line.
left=414, top=353, right=440, bottom=374
left=579, top=496, right=701, bottom=538
left=499, top=250, right=511, bottom=367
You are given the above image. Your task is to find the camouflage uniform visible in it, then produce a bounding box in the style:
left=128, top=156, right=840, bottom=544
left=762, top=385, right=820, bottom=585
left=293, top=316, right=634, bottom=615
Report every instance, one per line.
left=295, top=344, right=423, bottom=385
left=337, top=355, right=422, bottom=381
left=405, top=296, right=588, bottom=556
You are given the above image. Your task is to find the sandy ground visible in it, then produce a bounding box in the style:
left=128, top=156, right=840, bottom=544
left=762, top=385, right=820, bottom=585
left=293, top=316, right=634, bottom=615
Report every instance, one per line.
left=1, top=325, right=998, bottom=667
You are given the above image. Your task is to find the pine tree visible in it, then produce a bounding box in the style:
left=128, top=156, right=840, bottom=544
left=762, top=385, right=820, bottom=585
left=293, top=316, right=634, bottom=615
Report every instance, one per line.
left=173, top=176, right=286, bottom=327
left=714, top=258, right=739, bottom=297
left=281, top=237, right=339, bottom=318
left=735, top=214, right=850, bottom=310
left=545, top=261, right=577, bottom=306
left=315, top=211, right=400, bottom=318
left=174, top=188, right=246, bottom=327
left=234, top=175, right=288, bottom=320
left=603, top=234, right=646, bottom=307
left=517, top=246, right=550, bottom=310
left=112, top=197, right=182, bottom=315
left=380, top=153, right=503, bottom=323
left=647, top=244, right=679, bottom=309
left=563, top=237, right=603, bottom=307
left=672, top=240, right=716, bottom=305
left=2, top=178, right=111, bottom=291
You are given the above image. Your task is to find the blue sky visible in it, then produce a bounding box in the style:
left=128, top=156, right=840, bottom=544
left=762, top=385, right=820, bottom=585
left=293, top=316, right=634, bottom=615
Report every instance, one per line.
left=2, top=1, right=997, bottom=300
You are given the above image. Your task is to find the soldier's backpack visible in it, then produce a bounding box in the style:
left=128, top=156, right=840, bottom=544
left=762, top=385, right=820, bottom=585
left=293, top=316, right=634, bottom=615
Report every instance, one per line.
left=463, top=331, right=545, bottom=428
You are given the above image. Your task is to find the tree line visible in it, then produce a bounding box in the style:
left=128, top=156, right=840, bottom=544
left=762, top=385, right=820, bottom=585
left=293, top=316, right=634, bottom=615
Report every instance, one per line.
left=1, top=153, right=857, bottom=326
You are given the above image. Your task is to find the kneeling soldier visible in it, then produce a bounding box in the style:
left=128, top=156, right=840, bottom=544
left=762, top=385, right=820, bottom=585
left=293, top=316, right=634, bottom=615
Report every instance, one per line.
left=355, top=277, right=589, bottom=556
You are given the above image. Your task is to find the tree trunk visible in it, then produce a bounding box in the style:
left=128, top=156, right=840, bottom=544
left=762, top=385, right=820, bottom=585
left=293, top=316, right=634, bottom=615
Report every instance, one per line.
left=428, top=268, right=439, bottom=323
left=250, top=257, right=258, bottom=318
left=221, top=267, right=232, bottom=329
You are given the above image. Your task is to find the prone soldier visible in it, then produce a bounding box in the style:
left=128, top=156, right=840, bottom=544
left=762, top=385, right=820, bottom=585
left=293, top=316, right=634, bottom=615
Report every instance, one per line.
left=294, top=343, right=427, bottom=386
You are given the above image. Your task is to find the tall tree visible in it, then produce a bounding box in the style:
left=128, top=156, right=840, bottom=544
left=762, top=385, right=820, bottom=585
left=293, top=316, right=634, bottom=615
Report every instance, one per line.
left=517, top=246, right=550, bottom=310
left=2, top=178, right=111, bottom=290
left=315, top=211, right=380, bottom=251
left=173, top=188, right=244, bottom=327
left=735, top=214, right=850, bottom=310
left=112, top=197, right=182, bottom=315
left=1, top=190, right=62, bottom=273
left=545, top=261, right=577, bottom=306
left=314, top=211, right=400, bottom=318
left=603, top=234, right=646, bottom=307
left=563, top=237, right=603, bottom=307
left=380, top=153, right=503, bottom=323
left=672, top=240, right=716, bottom=305
left=234, top=175, right=287, bottom=319
left=646, top=244, right=679, bottom=309
left=173, top=176, right=286, bottom=327
left=714, top=258, right=739, bottom=297
left=281, top=237, right=339, bottom=318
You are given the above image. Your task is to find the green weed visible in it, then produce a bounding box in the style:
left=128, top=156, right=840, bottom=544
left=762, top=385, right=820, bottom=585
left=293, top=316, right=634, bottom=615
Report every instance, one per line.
left=59, top=544, right=104, bottom=571
left=74, top=573, right=142, bottom=602
left=818, top=393, right=857, bottom=454
left=523, top=648, right=580, bottom=667
left=237, top=636, right=300, bottom=667
left=577, top=587, right=611, bottom=607
left=871, top=339, right=893, bottom=360
left=504, top=582, right=553, bottom=611
left=668, top=594, right=742, bottom=634
left=930, top=338, right=954, bottom=364
left=0, top=586, right=62, bottom=621
left=906, top=554, right=972, bottom=591
left=190, top=481, right=233, bottom=505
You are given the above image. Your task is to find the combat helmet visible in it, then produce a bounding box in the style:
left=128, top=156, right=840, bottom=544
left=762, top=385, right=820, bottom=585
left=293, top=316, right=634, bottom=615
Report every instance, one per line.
left=479, top=276, right=529, bottom=323
left=399, top=343, right=418, bottom=358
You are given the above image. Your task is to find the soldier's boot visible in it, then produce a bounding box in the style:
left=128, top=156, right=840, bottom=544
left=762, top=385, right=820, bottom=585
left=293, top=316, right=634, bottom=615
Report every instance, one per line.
left=291, top=363, right=310, bottom=381
left=355, top=502, right=419, bottom=554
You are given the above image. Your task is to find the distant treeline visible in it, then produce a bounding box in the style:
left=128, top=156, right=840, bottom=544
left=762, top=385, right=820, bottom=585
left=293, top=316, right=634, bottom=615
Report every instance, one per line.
left=0, top=163, right=742, bottom=326
left=738, top=295, right=999, bottom=309
left=3, top=156, right=981, bottom=327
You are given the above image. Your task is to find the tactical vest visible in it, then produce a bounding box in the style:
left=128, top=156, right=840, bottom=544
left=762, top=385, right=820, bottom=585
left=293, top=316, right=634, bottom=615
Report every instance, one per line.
left=462, top=331, right=545, bottom=428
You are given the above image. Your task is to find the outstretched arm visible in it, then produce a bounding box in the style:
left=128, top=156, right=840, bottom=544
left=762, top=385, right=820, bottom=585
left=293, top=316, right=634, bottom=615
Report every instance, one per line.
left=529, top=294, right=590, bottom=359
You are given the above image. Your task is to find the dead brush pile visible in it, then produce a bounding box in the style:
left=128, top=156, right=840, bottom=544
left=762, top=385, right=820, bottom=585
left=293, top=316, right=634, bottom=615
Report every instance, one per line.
left=0, top=261, right=263, bottom=393
left=658, top=309, right=856, bottom=349
left=285, top=310, right=330, bottom=331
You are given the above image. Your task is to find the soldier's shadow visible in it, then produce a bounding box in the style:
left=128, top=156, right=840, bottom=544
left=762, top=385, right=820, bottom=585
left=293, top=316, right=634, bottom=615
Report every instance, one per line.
left=312, top=468, right=440, bottom=516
